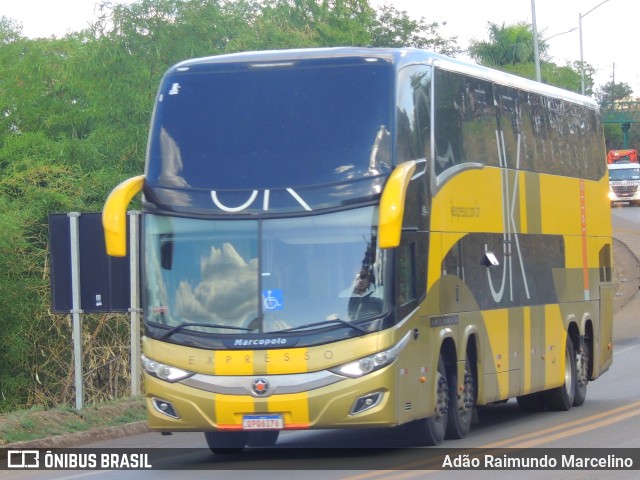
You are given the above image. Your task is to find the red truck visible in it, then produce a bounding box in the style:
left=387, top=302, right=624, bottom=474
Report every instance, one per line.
left=607, top=149, right=638, bottom=164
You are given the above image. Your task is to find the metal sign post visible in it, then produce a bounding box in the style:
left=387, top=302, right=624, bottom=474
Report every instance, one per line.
left=128, top=211, right=141, bottom=397
left=68, top=212, right=84, bottom=411
left=49, top=211, right=139, bottom=408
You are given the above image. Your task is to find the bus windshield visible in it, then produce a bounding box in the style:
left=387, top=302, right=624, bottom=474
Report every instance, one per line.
left=144, top=206, right=388, bottom=337
left=147, top=60, right=393, bottom=191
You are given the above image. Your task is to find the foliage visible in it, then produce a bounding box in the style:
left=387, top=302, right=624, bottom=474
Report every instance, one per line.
left=370, top=3, right=460, bottom=56
left=603, top=122, right=640, bottom=151
left=595, top=81, right=634, bottom=109
left=595, top=82, right=637, bottom=150
left=469, top=21, right=548, bottom=67
left=0, top=0, right=458, bottom=412
left=468, top=21, right=592, bottom=95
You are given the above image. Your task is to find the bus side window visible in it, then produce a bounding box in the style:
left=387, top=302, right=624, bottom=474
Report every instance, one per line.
left=416, top=88, right=431, bottom=162
left=397, top=243, right=417, bottom=308
left=397, top=236, right=427, bottom=320
left=433, top=69, right=497, bottom=175
left=396, top=65, right=431, bottom=164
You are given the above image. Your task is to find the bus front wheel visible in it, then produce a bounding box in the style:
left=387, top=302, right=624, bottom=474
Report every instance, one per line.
left=406, top=355, right=448, bottom=446
left=247, top=430, right=280, bottom=447
left=204, top=430, right=249, bottom=454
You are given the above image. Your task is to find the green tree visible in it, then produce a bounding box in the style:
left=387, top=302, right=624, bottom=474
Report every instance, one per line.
left=370, top=3, right=459, bottom=55
left=595, top=81, right=633, bottom=109
left=469, top=21, right=547, bottom=67
left=225, top=0, right=376, bottom=50
left=467, top=21, right=590, bottom=94
left=597, top=81, right=638, bottom=150
left=0, top=0, right=461, bottom=412
left=0, top=15, right=22, bottom=43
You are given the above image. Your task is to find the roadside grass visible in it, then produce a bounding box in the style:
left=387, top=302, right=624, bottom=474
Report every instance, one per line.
left=0, top=398, right=146, bottom=446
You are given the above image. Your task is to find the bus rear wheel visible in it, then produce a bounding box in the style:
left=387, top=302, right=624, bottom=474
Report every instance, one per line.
left=573, top=339, right=590, bottom=406
left=546, top=337, right=576, bottom=411
left=406, top=355, right=448, bottom=446
left=446, top=358, right=475, bottom=439
left=204, top=430, right=249, bottom=454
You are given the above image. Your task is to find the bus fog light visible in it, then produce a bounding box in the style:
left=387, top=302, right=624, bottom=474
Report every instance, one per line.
left=350, top=392, right=383, bottom=415
left=152, top=397, right=180, bottom=419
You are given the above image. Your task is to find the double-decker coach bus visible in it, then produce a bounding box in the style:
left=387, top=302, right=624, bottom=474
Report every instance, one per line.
left=103, top=47, right=613, bottom=451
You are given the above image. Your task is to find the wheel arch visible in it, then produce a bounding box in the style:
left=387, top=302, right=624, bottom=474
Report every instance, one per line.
left=440, top=335, right=458, bottom=373
left=569, top=313, right=595, bottom=379
left=465, top=333, right=479, bottom=401
left=582, top=316, right=595, bottom=380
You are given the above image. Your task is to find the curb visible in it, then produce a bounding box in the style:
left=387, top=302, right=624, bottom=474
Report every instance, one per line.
left=5, top=421, right=150, bottom=449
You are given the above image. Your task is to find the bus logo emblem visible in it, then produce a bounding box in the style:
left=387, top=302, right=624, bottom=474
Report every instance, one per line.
left=211, top=188, right=312, bottom=212
left=252, top=378, right=270, bottom=396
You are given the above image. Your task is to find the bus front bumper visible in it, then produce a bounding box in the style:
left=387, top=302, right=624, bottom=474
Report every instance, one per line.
left=142, top=367, right=402, bottom=432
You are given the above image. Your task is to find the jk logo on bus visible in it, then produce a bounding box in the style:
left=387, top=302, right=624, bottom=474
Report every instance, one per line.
left=211, top=188, right=312, bottom=212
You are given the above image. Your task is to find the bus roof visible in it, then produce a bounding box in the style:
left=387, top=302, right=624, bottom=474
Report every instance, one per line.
left=169, top=47, right=599, bottom=110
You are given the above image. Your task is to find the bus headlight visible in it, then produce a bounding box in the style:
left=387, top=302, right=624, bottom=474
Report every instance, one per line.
left=142, top=354, right=194, bottom=382
left=608, top=191, right=616, bottom=200
left=330, top=332, right=412, bottom=378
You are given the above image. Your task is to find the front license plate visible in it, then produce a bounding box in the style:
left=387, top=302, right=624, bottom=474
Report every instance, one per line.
left=242, top=414, right=284, bottom=430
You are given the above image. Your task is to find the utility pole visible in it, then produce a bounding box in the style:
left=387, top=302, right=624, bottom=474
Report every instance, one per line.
left=531, top=0, right=541, bottom=82
left=580, top=0, right=612, bottom=95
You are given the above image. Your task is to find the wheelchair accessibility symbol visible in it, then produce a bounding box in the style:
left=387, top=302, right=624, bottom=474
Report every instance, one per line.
left=262, top=289, right=284, bottom=311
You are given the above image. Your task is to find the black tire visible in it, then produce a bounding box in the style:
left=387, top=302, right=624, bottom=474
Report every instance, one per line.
left=247, top=430, right=280, bottom=447
left=546, top=337, right=576, bottom=411
left=405, top=355, right=448, bottom=446
left=204, top=431, right=249, bottom=454
left=445, top=358, right=475, bottom=439
left=573, top=339, right=590, bottom=407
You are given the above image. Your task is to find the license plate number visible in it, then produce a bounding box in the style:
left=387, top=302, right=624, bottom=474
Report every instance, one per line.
left=242, top=414, right=284, bottom=430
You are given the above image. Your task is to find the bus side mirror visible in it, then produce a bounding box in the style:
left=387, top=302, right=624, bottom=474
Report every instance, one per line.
left=378, top=161, right=417, bottom=249
left=102, top=175, right=145, bottom=257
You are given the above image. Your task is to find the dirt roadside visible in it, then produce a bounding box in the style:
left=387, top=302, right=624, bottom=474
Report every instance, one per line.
left=2, top=239, right=638, bottom=450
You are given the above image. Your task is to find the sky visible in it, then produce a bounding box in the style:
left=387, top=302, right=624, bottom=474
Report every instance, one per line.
left=376, top=0, right=638, bottom=94
left=2, top=0, right=638, bottom=94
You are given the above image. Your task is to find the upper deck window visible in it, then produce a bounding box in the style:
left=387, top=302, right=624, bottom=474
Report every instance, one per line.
left=147, top=59, right=393, bottom=191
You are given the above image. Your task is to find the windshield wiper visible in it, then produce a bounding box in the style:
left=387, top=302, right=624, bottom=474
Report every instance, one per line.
left=161, top=322, right=253, bottom=340
left=276, top=318, right=367, bottom=335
